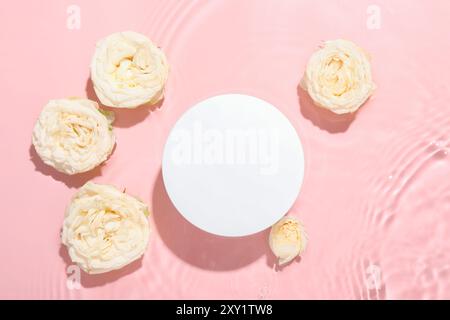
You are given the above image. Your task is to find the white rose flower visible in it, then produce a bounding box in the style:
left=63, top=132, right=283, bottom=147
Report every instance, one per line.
left=62, top=182, right=150, bottom=274
left=90, top=31, right=169, bottom=108
left=301, top=39, right=375, bottom=114
left=32, top=98, right=115, bottom=175
left=269, top=216, right=307, bottom=266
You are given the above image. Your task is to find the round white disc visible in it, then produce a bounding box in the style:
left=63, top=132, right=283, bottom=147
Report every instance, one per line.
left=162, top=94, right=304, bottom=237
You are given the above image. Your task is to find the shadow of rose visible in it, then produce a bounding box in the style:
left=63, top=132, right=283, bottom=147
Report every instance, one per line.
left=85, top=77, right=164, bottom=128
left=297, top=84, right=356, bottom=133
left=29, top=144, right=105, bottom=189
left=58, top=244, right=142, bottom=288
left=151, top=169, right=273, bottom=271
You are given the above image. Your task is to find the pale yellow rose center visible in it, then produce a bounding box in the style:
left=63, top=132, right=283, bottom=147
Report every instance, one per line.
left=107, top=42, right=154, bottom=89
left=57, top=112, right=96, bottom=149
left=320, top=55, right=356, bottom=97
left=74, top=207, right=130, bottom=259
left=277, top=221, right=301, bottom=243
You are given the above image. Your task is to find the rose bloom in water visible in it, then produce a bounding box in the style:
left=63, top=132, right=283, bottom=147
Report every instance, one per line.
left=301, top=39, right=375, bottom=114
left=269, top=216, right=307, bottom=265
left=62, top=182, right=150, bottom=274
left=90, top=31, right=169, bottom=108
left=32, top=98, right=115, bottom=175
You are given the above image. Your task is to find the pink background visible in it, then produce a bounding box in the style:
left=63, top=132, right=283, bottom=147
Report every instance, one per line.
left=0, top=0, right=449, bottom=299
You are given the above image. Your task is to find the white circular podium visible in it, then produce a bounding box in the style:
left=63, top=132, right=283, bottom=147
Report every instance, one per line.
left=162, top=94, right=304, bottom=237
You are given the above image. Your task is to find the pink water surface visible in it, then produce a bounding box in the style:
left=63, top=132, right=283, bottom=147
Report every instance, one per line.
left=0, top=0, right=449, bottom=299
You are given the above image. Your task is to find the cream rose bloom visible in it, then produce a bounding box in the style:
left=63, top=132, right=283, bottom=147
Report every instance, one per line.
left=32, top=98, right=115, bottom=175
left=269, top=216, right=307, bottom=266
left=301, top=39, right=375, bottom=114
left=62, top=182, right=150, bottom=274
left=90, top=31, right=169, bottom=108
